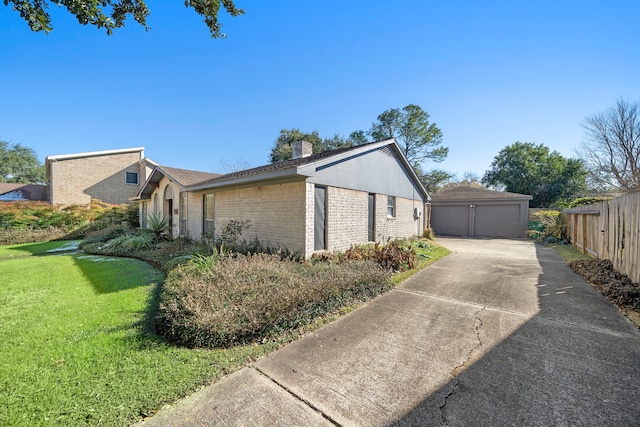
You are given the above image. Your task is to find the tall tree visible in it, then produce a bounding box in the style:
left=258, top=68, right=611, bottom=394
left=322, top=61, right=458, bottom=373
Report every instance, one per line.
left=579, top=99, right=640, bottom=193
left=4, top=0, right=244, bottom=37
left=0, top=141, right=46, bottom=183
left=364, top=104, right=447, bottom=168
left=482, top=142, right=587, bottom=208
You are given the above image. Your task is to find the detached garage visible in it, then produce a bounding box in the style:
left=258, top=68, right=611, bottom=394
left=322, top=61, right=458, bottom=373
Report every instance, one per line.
left=430, top=187, right=532, bottom=238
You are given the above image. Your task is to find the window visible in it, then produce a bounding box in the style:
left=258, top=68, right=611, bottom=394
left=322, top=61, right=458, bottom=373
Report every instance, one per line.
left=387, top=196, right=396, bottom=218
left=179, top=193, right=187, bottom=236
left=203, top=193, right=215, bottom=235
left=125, top=172, right=139, bottom=184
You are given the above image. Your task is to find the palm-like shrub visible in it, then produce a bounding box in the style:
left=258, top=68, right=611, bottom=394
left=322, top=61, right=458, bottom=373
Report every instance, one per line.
left=145, top=212, right=170, bottom=242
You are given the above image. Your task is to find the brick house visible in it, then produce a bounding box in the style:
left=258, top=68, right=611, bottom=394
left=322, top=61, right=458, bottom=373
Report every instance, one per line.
left=46, top=147, right=154, bottom=205
left=136, top=139, right=430, bottom=258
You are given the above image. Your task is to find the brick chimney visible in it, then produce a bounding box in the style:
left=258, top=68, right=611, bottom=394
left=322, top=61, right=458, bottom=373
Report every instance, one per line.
left=291, top=141, right=313, bottom=159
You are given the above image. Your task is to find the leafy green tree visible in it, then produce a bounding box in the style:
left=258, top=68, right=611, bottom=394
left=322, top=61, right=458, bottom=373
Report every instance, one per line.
left=348, top=130, right=369, bottom=146
left=269, top=129, right=323, bottom=163
left=416, top=168, right=454, bottom=194
left=0, top=141, right=46, bottom=183
left=269, top=129, right=368, bottom=162
left=361, top=104, right=447, bottom=168
left=482, top=142, right=587, bottom=208
left=322, top=134, right=353, bottom=152
left=579, top=99, right=640, bottom=193
left=4, top=0, right=244, bottom=37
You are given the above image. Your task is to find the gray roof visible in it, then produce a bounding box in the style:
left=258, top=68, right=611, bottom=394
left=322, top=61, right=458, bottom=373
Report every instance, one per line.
left=430, top=186, right=532, bottom=201
left=192, top=143, right=369, bottom=187
left=136, top=166, right=221, bottom=199
left=137, top=139, right=429, bottom=201
left=157, top=166, right=221, bottom=186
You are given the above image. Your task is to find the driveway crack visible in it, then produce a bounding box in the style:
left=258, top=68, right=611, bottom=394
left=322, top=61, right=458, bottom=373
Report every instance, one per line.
left=439, top=306, right=485, bottom=426
left=252, top=365, right=341, bottom=426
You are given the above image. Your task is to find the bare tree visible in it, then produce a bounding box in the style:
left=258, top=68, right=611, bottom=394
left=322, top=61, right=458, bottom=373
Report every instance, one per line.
left=580, top=99, right=640, bottom=193
left=218, top=158, right=252, bottom=173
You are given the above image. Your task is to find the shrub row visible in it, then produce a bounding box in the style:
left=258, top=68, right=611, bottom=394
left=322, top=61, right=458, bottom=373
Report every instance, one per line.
left=312, top=240, right=417, bottom=271
left=0, top=200, right=139, bottom=243
left=156, top=253, right=391, bottom=348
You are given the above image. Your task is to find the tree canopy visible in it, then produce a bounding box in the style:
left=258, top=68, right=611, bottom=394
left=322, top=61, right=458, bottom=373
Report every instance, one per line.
left=268, top=104, right=446, bottom=168
left=4, top=0, right=244, bottom=37
left=268, top=129, right=367, bottom=163
left=0, top=141, right=46, bottom=184
left=579, top=99, right=640, bottom=193
left=365, top=104, right=447, bottom=168
left=482, top=142, right=587, bottom=208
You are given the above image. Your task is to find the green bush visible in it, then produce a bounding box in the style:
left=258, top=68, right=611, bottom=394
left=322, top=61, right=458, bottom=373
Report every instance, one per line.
left=529, top=210, right=567, bottom=243
left=568, top=196, right=612, bottom=208
left=156, top=253, right=391, bottom=348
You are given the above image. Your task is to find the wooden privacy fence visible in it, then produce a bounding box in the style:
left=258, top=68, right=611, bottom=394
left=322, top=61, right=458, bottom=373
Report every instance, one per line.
left=564, top=192, right=640, bottom=283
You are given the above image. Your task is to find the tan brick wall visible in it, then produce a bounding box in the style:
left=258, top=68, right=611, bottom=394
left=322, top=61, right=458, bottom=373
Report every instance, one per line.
left=162, top=179, right=424, bottom=258
left=326, top=187, right=369, bottom=252
left=49, top=152, right=142, bottom=205
left=189, top=181, right=307, bottom=253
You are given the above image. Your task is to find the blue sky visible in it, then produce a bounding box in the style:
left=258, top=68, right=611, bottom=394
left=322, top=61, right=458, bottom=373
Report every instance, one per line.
left=1, top=1, right=638, bottom=179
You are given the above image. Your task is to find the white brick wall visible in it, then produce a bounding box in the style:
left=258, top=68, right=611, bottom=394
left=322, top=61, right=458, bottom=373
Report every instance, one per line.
left=326, top=187, right=369, bottom=252
left=374, top=194, right=424, bottom=242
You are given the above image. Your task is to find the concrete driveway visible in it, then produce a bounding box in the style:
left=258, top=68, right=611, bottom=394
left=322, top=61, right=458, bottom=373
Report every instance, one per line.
left=138, top=237, right=640, bottom=426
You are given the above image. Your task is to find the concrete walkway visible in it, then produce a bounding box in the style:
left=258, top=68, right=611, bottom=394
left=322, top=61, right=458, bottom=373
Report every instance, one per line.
left=136, top=238, right=640, bottom=426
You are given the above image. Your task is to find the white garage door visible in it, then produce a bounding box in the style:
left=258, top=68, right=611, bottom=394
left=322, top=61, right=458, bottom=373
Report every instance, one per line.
left=474, top=204, right=522, bottom=238
left=431, top=205, right=469, bottom=236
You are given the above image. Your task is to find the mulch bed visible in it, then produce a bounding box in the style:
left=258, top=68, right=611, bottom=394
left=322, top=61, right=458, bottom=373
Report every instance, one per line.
left=569, top=259, right=640, bottom=314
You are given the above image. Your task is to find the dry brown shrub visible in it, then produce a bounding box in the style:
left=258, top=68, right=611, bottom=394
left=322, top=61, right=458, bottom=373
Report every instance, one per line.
left=157, top=253, right=390, bottom=348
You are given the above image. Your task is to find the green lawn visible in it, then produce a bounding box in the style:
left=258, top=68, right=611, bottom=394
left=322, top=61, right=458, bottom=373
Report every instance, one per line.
left=1, top=239, right=449, bottom=426
left=0, top=241, right=275, bottom=426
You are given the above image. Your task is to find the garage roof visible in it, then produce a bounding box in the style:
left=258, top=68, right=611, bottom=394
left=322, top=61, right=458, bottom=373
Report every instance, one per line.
left=430, top=186, right=532, bottom=202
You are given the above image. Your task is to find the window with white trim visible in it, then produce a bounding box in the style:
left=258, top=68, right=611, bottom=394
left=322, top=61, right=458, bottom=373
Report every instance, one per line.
left=387, top=196, right=396, bottom=218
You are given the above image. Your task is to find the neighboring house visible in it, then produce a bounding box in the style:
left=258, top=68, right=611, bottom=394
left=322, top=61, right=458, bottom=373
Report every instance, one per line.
left=46, top=147, right=155, bottom=206
left=430, top=186, right=532, bottom=238
left=0, top=183, right=49, bottom=202
left=136, top=139, right=430, bottom=258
